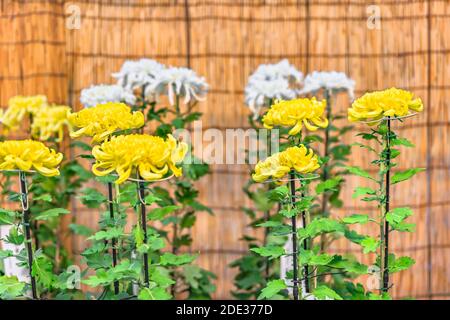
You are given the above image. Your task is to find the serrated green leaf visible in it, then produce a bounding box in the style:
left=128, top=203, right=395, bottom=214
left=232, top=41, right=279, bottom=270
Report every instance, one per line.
left=69, top=223, right=93, bottom=236
left=298, top=218, right=345, bottom=239
left=144, top=194, right=162, bottom=205
left=392, top=137, right=415, bottom=148
left=258, top=279, right=286, bottom=300
left=88, top=227, right=124, bottom=241
left=138, top=287, right=172, bottom=300
left=0, top=208, right=16, bottom=225
left=251, top=245, right=285, bottom=259
left=313, top=285, right=343, bottom=300
left=352, top=187, right=376, bottom=199
left=299, top=250, right=334, bottom=266
left=391, top=168, right=425, bottom=184
left=160, top=253, right=197, bottom=266
left=148, top=205, right=179, bottom=221
left=0, top=276, right=25, bottom=299
left=267, top=186, right=289, bottom=202
left=345, top=166, right=376, bottom=181
left=0, top=249, right=13, bottom=260
left=390, top=256, right=415, bottom=273
left=386, top=207, right=413, bottom=224
left=342, top=214, right=369, bottom=225
left=32, top=256, right=54, bottom=288
left=361, top=237, right=380, bottom=253
left=33, top=194, right=52, bottom=202
left=34, top=208, right=70, bottom=221
left=316, top=177, right=342, bottom=194
left=256, top=221, right=283, bottom=228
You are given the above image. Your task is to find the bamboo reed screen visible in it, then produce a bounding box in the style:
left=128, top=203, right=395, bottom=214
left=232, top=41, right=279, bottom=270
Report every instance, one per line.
left=0, top=0, right=448, bottom=299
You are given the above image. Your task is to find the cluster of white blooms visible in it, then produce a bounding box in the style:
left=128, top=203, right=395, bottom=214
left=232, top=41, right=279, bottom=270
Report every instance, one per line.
left=298, top=71, right=355, bottom=100
left=80, top=84, right=136, bottom=108
left=148, top=67, right=208, bottom=106
left=112, top=59, right=208, bottom=105
left=244, top=59, right=303, bottom=119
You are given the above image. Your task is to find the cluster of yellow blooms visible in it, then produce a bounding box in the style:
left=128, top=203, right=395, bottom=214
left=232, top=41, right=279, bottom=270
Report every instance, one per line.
left=92, top=134, right=188, bottom=184
left=0, top=140, right=62, bottom=176
left=0, top=95, right=48, bottom=132
left=31, top=105, right=72, bottom=142
left=252, top=145, right=320, bottom=183
left=262, top=97, right=329, bottom=136
left=348, top=87, right=423, bottom=123
left=68, top=102, right=144, bottom=143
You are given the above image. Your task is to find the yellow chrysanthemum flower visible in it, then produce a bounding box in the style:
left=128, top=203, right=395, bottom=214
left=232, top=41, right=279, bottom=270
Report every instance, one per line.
left=252, top=145, right=320, bottom=183
left=0, top=140, right=63, bottom=176
left=31, top=105, right=72, bottom=142
left=68, top=102, right=144, bottom=143
left=92, top=134, right=188, bottom=184
left=262, top=97, right=328, bottom=136
left=348, top=87, right=423, bottom=123
left=0, top=95, right=48, bottom=131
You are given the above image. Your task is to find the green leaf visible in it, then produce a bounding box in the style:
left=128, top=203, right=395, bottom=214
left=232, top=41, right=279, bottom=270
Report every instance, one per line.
left=299, top=250, right=334, bottom=266
left=5, top=227, right=24, bottom=245
left=298, top=218, right=345, bottom=239
left=151, top=267, right=175, bottom=288
left=0, top=208, right=16, bottom=225
left=88, top=227, right=124, bottom=241
left=390, top=256, right=415, bottom=273
left=82, top=269, right=113, bottom=287
left=33, top=194, right=52, bottom=202
left=342, top=214, right=369, bottom=225
left=138, top=287, right=172, bottom=300
left=392, top=222, right=416, bottom=232
left=351, top=142, right=377, bottom=154
left=79, top=188, right=107, bottom=208
left=313, top=285, right=343, bottom=300
left=144, top=194, right=161, bottom=205
left=357, top=132, right=377, bottom=141
left=0, top=276, right=25, bottom=299
left=148, top=205, right=179, bottom=221
left=392, top=137, right=415, bottom=148
left=34, top=208, right=70, bottom=221
left=251, top=245, right=285, bottom=259
left=256, top=221, right=283, bottom=228
left=386, top=207, right=413, bottom=224
left=391, top=168, right=425, bottom=184
left=316, top=177, right=342, bottom=194
left=69, top=223, right=93, bottom=236
left=361, top=237, right=380, bottom=253
left=267, top=186, right=289, bottom=202
left=160, top=253, right=197, bottom=266
left=258, top=279, right=286, bottom=300
left=352, top=187, right=376, bottom=199
left=32, top=256, right=54, bottom=288
left=0, top=249, right=13, bottom=260
left=279, top=208, right=299, bottom=218
left=345, top=166, right=376, bottom=181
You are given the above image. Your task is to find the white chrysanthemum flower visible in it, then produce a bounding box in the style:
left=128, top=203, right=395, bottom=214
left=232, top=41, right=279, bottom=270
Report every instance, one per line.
left=245, top=78, right=297, bottom=119
left=112, top=59, right=165, bottom=98
left=298, top=71, right=355, bottom=100
left=244, top=60, right=303, bottom=119
left=80, top=84, right=136, bottom=108
left=147, top=67, right=209, bottom=105
left=249, top=59, right=303, bottom=84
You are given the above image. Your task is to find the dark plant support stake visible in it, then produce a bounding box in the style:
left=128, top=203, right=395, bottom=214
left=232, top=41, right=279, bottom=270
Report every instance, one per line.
left=383, top=118, right=391, bottom=292
left=137, top=178, right=150, bottom=287
left=107, top=182, right=119, bottom=295
left=19, top=171, right=38, bottom=300
left=300, top=194, right=310, bottom=294
left=289, top=172, right=299, bottom=300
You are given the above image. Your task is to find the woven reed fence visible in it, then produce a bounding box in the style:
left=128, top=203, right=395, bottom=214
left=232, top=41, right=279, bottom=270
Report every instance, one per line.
left=0, top=0, right=448, bottom=299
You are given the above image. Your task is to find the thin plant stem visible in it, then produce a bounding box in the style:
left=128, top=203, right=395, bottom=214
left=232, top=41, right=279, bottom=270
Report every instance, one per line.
left=107, top=182, right=119, bottom=295
left=137, top=178, right=150, bottom=287
left=320, top=90, right=332, bottom=251
left=289, top=171, right=299, bottom=300
left=263, top=128, right=272, bottom=280
left=19, top=171, right=38, bottom=299
left=383, top=118, right=391, bottom=292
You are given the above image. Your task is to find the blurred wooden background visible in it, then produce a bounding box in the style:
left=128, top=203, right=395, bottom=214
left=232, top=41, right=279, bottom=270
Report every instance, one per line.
left=0, top=0, right=448, bottom=299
